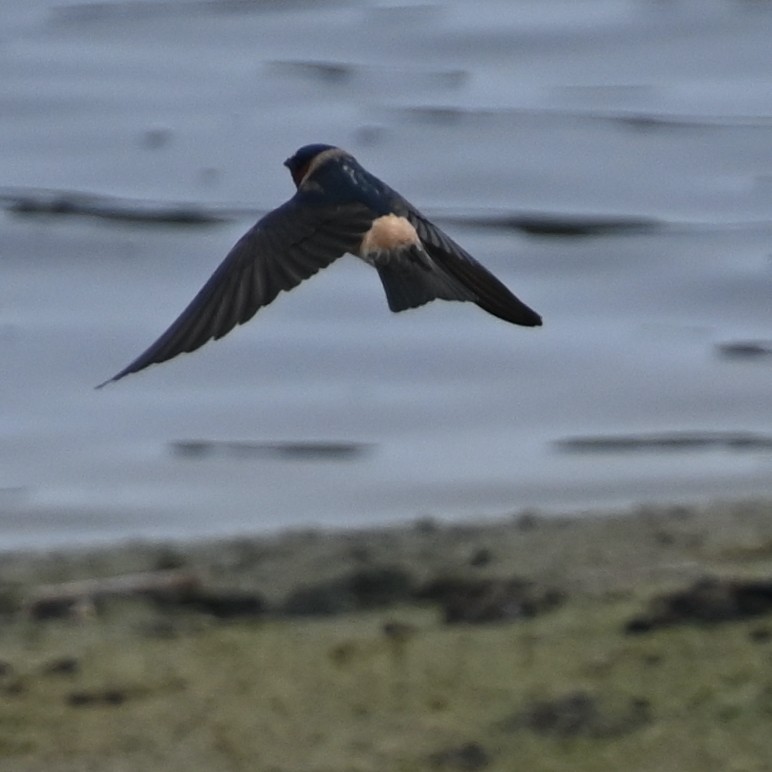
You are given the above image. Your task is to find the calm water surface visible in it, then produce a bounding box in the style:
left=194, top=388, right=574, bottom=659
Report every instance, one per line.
left=2, top=0, right=772, bottom=548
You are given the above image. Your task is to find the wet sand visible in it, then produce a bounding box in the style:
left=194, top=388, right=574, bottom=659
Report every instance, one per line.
left=2, top=498, right=772, bottom=771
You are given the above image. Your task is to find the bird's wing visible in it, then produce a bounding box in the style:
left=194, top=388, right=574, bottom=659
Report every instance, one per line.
left=398, top=203, right=542, bottom=327
left=99, top=197, right=374, bottom=386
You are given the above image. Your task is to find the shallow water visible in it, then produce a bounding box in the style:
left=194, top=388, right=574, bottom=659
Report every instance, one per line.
left=2, top=0, right=772, bottom=548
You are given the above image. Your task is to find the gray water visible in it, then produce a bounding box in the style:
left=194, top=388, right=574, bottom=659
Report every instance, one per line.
left=2, top=0, right=772, bottom=549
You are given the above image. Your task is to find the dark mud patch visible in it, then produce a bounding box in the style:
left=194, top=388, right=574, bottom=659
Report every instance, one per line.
left=282, top=567, right=565, bottom=624
left=428, top=741, right=491, bottom=770
left=153, top=588, right=267, bottom=619
left=53, top=0, right=326, bottom=25
left=445, top=211, right=661, bottom=237
left=415, top=576, right=564, bottom=625
left=169, top=439, right=374, bottom=461
left=626, top=576, right=772, bottom=633
left=268, top=60, right=466, bottom=89
left=40, top=656, right=80, bottom=677
left=22, top=568, right=268, bottom=622
left=394, top=103, right=772, bottom=131
left=282, top=566, right=414, bottom=616
left=500, top=691, right=650, bottom=739
left=716, top=340, right=772, bottom=360
left=66, top=687, right=130, bottom=708
left=555, top=430, right=772, bottom=453
left=1, top=188, right=229, bottom=226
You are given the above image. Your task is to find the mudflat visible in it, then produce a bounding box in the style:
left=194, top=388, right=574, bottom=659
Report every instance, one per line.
left=2, top=498, right=772, bottom=771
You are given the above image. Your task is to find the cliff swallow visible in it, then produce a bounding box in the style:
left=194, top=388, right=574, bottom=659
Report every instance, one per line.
left=99, top=144, right=541, bottom=386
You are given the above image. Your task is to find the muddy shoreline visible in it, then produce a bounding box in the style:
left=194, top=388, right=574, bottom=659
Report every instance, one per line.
left=5, top=498, right=772, bottom=604
left=3, top=499, right=772, bottom=771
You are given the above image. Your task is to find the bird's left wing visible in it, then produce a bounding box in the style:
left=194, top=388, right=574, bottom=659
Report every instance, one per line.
left=98, top=197, right=373, bottom=386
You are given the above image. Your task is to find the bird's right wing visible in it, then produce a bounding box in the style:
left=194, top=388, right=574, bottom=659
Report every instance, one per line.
left=388, top=199, right=542, bottom=328
left=99, top=197, right=374, bottom=386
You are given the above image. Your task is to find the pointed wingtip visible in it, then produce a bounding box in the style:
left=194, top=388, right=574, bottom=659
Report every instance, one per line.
left=95, top=369, right=128, bottom=389
left=495, top=302, right=542, bottom=328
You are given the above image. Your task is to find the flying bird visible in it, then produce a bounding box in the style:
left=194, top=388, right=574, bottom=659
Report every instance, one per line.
left=99, top=144, right=541, bottom=387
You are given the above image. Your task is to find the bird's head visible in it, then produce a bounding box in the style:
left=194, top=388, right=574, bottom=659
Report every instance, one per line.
left=284, top=144, right=340, bottom=188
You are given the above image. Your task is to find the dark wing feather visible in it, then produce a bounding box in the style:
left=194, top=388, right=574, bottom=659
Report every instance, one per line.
left=395, top=201, right=542, bottom=327
left=99, top=198, right=373, bottom=386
